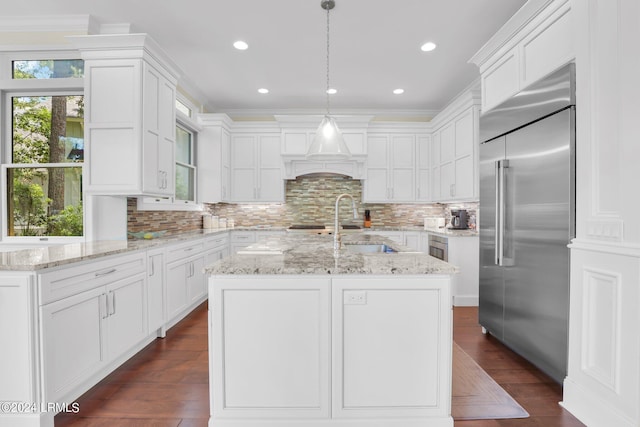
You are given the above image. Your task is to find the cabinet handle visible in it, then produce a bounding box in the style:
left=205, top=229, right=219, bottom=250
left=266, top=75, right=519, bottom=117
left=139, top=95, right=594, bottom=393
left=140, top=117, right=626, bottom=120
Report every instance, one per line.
left=95, top=268, right=116, bottom=277
left=101, top=294, right=109, bottom=319
left=150, top=257, right=155, bottom=277
left=110, top=291, right=116, bottom=316
left=158, top=170, right=163, bottom=189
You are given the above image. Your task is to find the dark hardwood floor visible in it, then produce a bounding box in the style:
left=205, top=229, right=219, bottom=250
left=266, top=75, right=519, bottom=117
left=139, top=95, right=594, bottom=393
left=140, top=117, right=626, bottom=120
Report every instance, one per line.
left=55, top=303, right=585, bottom=427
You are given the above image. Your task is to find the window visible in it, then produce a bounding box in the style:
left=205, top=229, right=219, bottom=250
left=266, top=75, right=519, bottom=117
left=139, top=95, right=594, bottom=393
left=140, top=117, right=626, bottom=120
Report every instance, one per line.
left=175, top=99, right=192, bottom=118
left=5, top=94, right=84, bottom=238
left=12, top=59, right=84, bottom=79
left=175, top=124, right=195, bottom=202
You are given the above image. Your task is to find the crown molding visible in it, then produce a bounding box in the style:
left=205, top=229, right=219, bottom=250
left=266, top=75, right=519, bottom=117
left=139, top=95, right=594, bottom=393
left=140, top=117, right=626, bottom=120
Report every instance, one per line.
left=0, top=14, right=97, bottom=33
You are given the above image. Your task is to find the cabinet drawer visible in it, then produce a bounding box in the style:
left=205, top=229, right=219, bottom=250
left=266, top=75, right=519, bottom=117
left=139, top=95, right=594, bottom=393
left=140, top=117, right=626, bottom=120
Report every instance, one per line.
left=166, top=239, right=206, bottom=263
left=205, top=234, right=229, bottom=251
left=231, top=231, right=256, bottom=244
left=39, top=252, right=146, bottom=305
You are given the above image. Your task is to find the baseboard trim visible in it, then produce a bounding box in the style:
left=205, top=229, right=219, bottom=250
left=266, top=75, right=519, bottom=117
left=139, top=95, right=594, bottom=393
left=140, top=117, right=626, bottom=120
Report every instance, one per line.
left=562, top=378, right=636, bottom=427
left=453, top=295, right=478, bottom=307
left=209, top=417, right=453, bottom=427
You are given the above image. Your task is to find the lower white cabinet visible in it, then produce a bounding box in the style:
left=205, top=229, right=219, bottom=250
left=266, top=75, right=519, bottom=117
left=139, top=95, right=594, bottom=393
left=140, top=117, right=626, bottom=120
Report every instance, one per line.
left=209, top=275, right=453, bottom=426
left=147, top=249, right=165, bottom=335
left=41, top=270, right=147, bottom=403
left=446, top=235, right=479, bottom=306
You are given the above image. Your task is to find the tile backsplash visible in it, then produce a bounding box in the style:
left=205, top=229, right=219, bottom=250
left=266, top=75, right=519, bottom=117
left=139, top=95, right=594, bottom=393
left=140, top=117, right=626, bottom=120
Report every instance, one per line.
left=128, top=175, right=478, bottom=234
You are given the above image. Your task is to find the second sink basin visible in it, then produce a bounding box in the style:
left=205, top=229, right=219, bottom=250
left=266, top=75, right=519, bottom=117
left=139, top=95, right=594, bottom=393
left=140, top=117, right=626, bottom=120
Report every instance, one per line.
left=344, top=243, right=396, bottom=254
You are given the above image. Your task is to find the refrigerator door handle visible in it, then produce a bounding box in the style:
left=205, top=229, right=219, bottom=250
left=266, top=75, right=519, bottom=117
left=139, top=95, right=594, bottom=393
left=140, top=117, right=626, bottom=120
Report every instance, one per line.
left=499, top=160, right=510, bottom=267
left=494, top=160, right=501, bottom=265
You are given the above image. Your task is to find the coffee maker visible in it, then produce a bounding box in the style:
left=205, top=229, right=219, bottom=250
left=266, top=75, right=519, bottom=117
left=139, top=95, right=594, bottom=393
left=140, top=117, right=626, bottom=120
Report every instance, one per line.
left=450, top=209, right=468, bottom=229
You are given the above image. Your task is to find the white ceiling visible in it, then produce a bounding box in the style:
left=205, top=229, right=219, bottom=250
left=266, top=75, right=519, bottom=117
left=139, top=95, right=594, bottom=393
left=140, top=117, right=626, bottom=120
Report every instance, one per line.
left=1, top=0, right=528, bottom=117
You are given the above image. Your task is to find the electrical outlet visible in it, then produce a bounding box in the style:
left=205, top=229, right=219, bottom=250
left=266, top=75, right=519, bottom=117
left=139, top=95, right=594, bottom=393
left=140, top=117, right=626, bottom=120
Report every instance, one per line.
left=344, top=290, right=367, bottom=305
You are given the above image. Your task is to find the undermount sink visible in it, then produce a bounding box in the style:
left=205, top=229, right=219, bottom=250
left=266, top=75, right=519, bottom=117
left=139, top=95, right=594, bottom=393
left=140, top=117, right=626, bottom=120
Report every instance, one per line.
left=344, top=243, right=397, bottom=254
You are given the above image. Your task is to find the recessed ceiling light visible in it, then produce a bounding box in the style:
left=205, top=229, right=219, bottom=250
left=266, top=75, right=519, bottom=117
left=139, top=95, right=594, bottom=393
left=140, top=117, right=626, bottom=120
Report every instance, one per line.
left=420, top=41, right=437, bottom=52
left=393, top=88, right=405, bottom=95
left=326, top=88, right=337, bottom=95
left=258, top=88, right=269, bottom=94
left=233, top=40, right=249, bottom=50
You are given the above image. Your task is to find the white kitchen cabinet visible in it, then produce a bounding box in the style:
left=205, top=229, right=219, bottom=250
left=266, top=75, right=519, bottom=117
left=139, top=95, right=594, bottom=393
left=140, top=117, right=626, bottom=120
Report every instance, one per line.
left=403, top=231, right=422, bottom=251
left=231, top=133, right=284, bottom=202
left=210, top=277, right=331, bottom=420
left=198, top=114, right=232, bottom=203
left=73, top=35, right=179, bottom=197
left=431, top=105, right=479, bottom=202
left=446, top=235, right=479, bottom=306
left=470, top=0, right=573, bottom=113
left=40, top=265, right=147, bottom=403
left=165, top=239, right=208, bottom=324
left=204, top=233, right=230, bottom=267
left=364, top=134, right=416, bottom=203
left=41, top=286, right=105, bottom=404
left=331, top=277, right=450, bottom=419
left=416, top=134, right=432, bottom=201
left=147, top=248, right=165, bottom=336
left=210, top=274, right=452, bottom=426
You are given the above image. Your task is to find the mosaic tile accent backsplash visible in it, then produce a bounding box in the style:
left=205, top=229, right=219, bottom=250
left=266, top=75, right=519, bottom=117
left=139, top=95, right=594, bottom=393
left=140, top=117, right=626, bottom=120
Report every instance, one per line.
left=128, top=175, right=478, bottom=234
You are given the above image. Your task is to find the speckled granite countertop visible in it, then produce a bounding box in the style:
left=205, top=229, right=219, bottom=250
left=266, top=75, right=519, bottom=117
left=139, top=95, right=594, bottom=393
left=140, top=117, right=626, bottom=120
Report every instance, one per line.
left=0, top=225, right=473, bottom=272
left=0, top=229, right=231, bottom=271
left=206, top=233, right=458, bottom=276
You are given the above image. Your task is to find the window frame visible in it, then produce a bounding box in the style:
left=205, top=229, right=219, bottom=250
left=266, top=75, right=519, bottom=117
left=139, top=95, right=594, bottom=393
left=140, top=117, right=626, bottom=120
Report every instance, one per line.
left=2, top=84, right=86, bottom=243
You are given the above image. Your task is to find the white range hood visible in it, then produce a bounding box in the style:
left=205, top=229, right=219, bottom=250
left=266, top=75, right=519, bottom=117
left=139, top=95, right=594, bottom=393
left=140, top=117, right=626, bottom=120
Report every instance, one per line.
left=276, top=115, right=372, bottom=180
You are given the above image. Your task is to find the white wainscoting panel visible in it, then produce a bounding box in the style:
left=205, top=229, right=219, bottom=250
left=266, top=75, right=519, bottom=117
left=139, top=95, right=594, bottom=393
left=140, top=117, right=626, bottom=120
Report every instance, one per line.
left=581, top=268, right=620, bottom=392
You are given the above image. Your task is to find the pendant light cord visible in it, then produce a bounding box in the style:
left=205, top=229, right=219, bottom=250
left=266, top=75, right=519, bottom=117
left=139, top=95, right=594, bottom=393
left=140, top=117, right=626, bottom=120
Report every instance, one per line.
left=326, top=3, right=331, bottom=116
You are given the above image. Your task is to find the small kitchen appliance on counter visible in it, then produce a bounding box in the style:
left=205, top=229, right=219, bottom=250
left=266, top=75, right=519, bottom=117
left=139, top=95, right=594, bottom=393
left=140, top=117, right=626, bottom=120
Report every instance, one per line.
left=450, top=209, right=468, bottom=229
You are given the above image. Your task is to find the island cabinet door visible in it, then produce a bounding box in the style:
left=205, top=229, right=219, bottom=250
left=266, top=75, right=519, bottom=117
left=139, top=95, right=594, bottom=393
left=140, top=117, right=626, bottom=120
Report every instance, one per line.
left=210, top=277, right=331, bottom=420
left=331, top=277, right=452, bottom=420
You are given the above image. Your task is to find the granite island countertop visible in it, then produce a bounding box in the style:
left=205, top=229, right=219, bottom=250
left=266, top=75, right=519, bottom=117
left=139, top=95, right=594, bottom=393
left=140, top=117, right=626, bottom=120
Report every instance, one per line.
left=206, top=233, right=458, bottom=276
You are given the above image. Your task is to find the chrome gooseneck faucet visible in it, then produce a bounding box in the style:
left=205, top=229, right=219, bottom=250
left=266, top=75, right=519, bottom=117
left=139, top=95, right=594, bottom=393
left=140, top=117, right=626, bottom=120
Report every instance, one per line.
left=334, top=193, right=358, bottom=254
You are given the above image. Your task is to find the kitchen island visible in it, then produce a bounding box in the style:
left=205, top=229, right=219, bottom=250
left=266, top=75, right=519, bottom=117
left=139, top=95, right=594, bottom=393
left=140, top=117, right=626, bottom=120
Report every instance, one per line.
left=206, top=233, right=457, bottom=427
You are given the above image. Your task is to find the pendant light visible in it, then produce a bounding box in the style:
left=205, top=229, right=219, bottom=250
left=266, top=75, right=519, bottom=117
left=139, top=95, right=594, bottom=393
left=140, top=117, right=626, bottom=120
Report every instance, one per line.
left=306, top=0, right=351, bottom=160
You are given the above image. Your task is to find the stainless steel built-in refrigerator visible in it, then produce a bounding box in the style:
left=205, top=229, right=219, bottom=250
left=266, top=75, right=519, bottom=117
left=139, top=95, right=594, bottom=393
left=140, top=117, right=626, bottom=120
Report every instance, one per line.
left=478, top=64, right=575, bottom=384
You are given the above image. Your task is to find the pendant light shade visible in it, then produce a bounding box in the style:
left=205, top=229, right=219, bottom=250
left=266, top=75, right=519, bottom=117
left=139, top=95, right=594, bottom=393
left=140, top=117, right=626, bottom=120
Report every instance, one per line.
left=307, top=116, right=350, bottom=160
left=306, top=0, right=351, bottom=160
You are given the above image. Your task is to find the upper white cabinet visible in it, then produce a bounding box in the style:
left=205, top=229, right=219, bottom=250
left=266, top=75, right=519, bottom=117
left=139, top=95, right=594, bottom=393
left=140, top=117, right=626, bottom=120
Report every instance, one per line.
left=70, top=34, right=180, bottom=197
left=231, top=132, right=284, bottom=203
left=416, top=135, right=432, bottom=202
left=198, top=114, right=232, bottom=203
left=470, top=0, right=573, bottom=113
left=364, top=134, right=416, bottom=203
left=431, top=101, right=480, bottom=202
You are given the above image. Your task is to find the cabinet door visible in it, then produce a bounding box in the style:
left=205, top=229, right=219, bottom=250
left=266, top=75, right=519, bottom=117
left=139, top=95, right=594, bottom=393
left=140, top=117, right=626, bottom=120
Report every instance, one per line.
left=166, top=260, right=189, bottom=321
left=106, top=273, right=148, bottom=359
left=41, top=287, right=106, bottom=402
left=187, top=256, right=207, bottom=304
left=332, top=278, right=448, bottom=419
left=148, top=252, right=165, bottom=333
left=231, top=135, right=257, bottom=201
left=257, top=135, right=283, bottom=201
left=390, top=135, right=415, bottom=201
left=439, top=123, right=455, bottom=164
left=364, top=136, right=389, bottom=201
left=440, top=162, right=455, bottom=200
left=454, top=155, right=474, bottom=199
left=221, top=128, right=231, bottom=201
left=142, top=63, right=174, bottom=196
left=403, top=232, right=421, bottom=251
left=416, top=135, right=431, bottom=201
left=211, top=277, right=330, bottom=419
